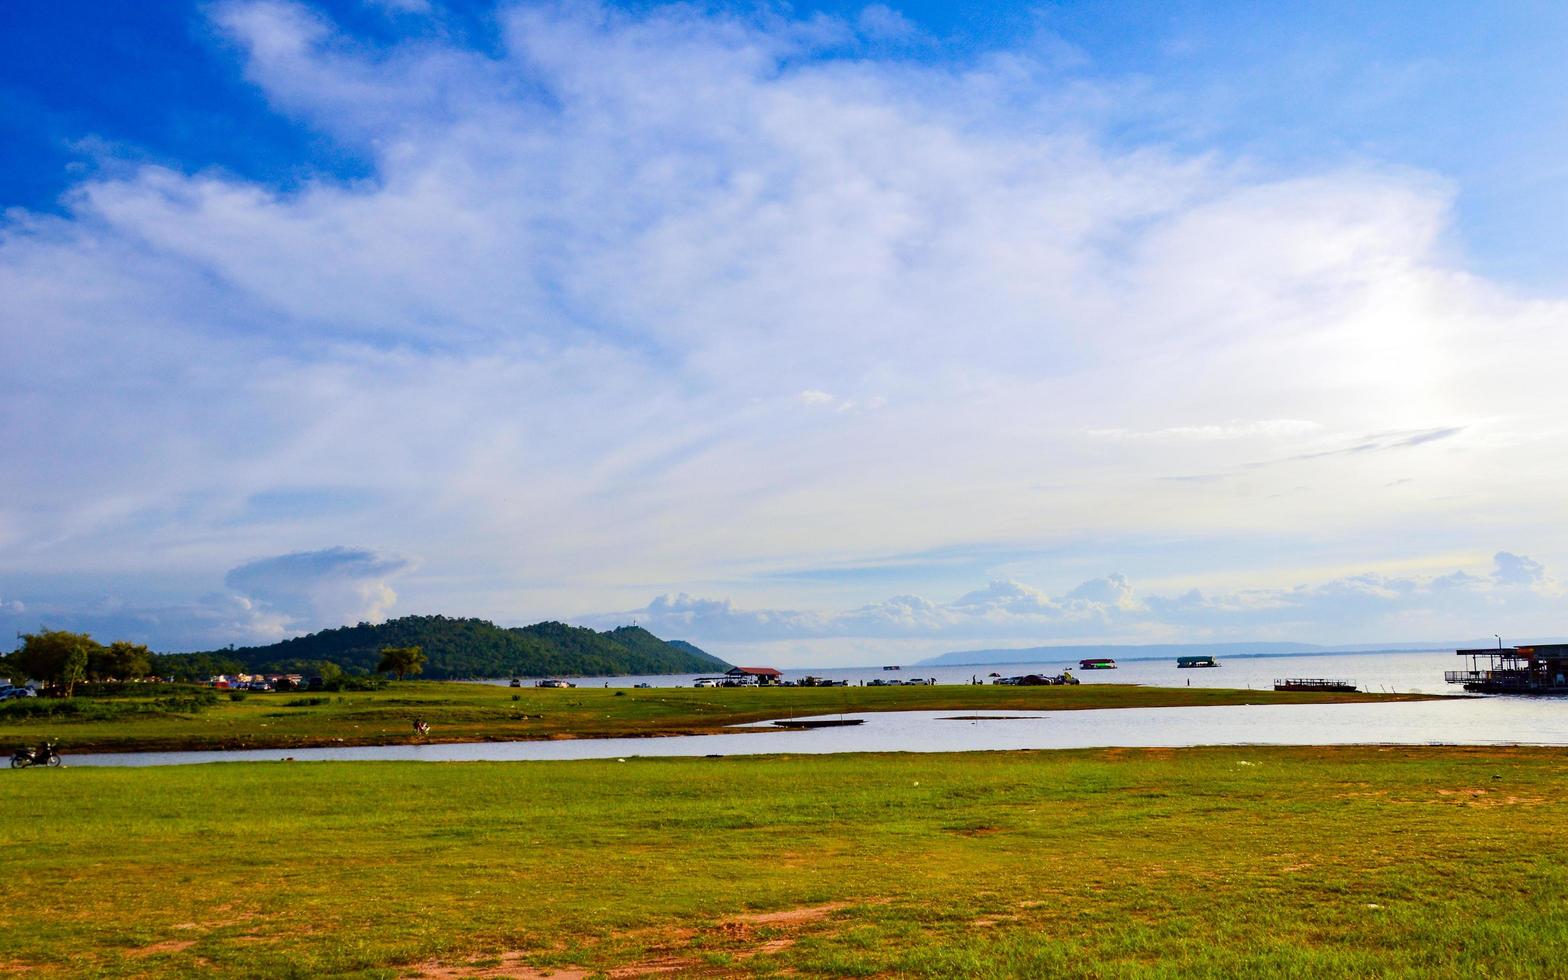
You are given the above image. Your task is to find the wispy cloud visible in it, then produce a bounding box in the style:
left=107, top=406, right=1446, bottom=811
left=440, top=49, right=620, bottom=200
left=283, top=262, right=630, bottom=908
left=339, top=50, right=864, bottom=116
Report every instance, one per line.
left=1280, top=426, right=1466, bottom=463
left=1, top=3, right=1566, bottom=651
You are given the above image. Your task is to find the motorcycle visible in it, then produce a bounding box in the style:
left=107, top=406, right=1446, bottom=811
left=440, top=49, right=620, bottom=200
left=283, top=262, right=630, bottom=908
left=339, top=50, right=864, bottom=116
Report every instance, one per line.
left=10, top=741, right=62, bottom=768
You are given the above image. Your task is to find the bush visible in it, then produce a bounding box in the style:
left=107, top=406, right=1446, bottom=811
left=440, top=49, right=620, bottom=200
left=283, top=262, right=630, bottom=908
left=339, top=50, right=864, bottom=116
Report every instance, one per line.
left=320, top=675, right=386, bottom=692
left=0, top=688, right=218, bottom=721
left=0, top=698, right=91, bottom=719
left=155, top=691, right=219, bottom=713
left=284, top=697, right=332, bottom=708
left=227, top=691, right=248, bottom=702
left=77, top=682, right=212, bottom=700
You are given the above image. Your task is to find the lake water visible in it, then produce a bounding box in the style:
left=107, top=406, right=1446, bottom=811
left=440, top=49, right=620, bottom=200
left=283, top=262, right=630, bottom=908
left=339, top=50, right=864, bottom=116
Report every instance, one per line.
left=483, top=650, right=1461, bottom=695
left=66, top=696, right=1567, bottom=769
left=53, top=649, right=1566, bottom=768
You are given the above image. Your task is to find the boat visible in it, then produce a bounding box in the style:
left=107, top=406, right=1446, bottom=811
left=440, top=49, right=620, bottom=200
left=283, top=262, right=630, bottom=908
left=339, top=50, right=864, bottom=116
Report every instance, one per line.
left=1274, top=678, right=1357, bottom=692
left=772, top=718, right=865, bottom=729
left=883, top=665, right=901, bottom=671
left=534, top=678, right=576, bottom=688
left=1446, top=644, right=1568, bottom=694
left=1079, top=658, right=1117, bottom=670
left=995, top=673, right=1077, bottom=686
left=1177, top=655, right=1219, bottom=669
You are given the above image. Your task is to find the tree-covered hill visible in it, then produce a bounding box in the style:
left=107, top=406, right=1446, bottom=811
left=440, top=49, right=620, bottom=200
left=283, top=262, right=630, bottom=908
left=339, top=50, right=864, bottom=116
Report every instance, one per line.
left=199, top=615, right=730, bottom=679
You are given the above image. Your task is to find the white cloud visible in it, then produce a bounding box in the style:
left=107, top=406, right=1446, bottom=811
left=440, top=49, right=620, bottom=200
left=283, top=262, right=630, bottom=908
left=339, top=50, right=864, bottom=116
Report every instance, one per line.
left=1492, top=551, right=1547, bottom=587
left=857, top=5, right=919, bottom=42
left=603, top=552, right=1565, bottom=661
left=1, top=2, right=1567, bottom=650
left=223, top=546, right=412, bottom=630
left=364, top=0, right=430, bottom=13
left=1088, top=420, right=1323, bottom=441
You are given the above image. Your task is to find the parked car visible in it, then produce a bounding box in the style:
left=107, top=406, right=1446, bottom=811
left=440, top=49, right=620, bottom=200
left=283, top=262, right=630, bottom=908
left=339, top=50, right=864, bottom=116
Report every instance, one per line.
left=0, top=686, right=36, bottom=701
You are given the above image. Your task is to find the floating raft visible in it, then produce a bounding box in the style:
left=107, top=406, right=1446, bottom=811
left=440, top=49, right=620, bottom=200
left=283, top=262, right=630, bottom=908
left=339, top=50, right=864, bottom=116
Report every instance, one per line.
left=772, top=719, right=866, bottom=729
left=1274, top=678, right=1358, bottom=692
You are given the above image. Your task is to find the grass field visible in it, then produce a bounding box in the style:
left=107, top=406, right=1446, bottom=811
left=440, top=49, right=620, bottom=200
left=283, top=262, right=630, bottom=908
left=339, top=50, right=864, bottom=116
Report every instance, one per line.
left=2, top=745, right=1564, bottom=977
left=0, top=682, right=1436, bottom=754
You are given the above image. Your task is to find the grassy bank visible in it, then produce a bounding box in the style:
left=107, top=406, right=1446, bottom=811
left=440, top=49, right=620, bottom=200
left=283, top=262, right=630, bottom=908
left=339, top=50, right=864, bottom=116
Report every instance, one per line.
left=0, top=681, right=1438, bottom=753
left=1, top=746, right=1564, bottom=977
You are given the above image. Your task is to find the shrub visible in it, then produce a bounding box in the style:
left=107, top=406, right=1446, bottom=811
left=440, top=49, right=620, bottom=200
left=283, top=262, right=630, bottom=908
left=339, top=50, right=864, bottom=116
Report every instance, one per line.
left=155, top=691, right=219, bottom=713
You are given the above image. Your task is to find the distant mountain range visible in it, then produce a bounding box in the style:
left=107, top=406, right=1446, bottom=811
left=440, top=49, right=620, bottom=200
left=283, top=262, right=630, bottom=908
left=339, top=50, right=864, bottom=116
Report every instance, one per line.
left=916, top=638, right=1564, bottom=668
left=190, top=615, right=731, bottom=679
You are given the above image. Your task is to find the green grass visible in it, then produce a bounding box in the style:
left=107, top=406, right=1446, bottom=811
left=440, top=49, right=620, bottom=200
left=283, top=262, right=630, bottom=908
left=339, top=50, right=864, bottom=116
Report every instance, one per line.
left=1, top=746, right=1563, bottom=977
left=0, top=681, right=1437, bottom=753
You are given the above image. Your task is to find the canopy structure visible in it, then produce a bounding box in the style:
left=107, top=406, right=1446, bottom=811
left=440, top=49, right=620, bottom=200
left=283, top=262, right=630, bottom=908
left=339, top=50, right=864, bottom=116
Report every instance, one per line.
left=1447, top=644, right=1568, bottom=694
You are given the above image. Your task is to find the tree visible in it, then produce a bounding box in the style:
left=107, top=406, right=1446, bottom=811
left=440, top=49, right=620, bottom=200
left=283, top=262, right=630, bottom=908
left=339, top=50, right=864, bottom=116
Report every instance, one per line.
left=13, top=630, right=102, bottom=696
left=90, top=640, right=153, bottom=681
left=376, top=645, right=426, bottom=681
left=60, top=645, right=88, bottom=697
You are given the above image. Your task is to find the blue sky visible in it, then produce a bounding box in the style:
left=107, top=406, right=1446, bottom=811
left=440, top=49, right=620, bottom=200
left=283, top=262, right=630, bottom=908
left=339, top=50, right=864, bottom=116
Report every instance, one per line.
left=3, top=1, right=1567, bottom=663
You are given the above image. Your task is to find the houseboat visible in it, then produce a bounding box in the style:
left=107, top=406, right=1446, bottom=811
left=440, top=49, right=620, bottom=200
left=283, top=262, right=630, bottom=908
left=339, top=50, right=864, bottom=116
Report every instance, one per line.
left=534, top=678, right=576, bottom=688
left=1177, top=655, right=1219, bottom=669
left=1079, top=658, right=1117, bottom=670
left=1446, top=643, right=1568, bottom=694
left=1274, top=678, right=1357, bottom=692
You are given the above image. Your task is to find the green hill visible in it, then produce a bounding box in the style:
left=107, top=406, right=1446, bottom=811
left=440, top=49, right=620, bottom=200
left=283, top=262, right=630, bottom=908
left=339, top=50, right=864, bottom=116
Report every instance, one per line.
left=197, top=615, right=730, bottom=679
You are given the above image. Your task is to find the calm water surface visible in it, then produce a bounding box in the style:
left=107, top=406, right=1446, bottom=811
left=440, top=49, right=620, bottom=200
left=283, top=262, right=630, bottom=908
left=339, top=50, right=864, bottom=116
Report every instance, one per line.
left=484, top=650, right=1461, bottom=695
left=67, top=696, right=1567, bottom=768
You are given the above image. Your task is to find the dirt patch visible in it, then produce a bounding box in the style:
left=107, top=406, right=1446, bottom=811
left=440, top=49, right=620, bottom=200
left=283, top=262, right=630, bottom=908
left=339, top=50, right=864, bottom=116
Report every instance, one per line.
left=127, top=940, right=195, bottom=957
left=738, top=939, right=795, bottom=959
left=949, top=825, right=1004, bottom=836
left=414, top=903, right=853, bottom=978
left=413, top=951, right=583, bottom=979
left=414, top=951, right=699, bottom=979
left=732, top=902, right=848, bottom=926
left=1436, top=789, right=1545, bottom=807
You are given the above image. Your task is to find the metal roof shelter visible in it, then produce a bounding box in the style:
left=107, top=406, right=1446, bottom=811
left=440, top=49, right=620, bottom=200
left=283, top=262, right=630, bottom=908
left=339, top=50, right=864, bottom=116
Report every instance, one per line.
left=724, top=666, right=783, bottom=685
left=1447, top=644, right=1568, bottom=694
